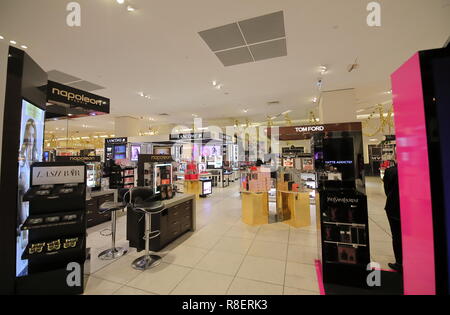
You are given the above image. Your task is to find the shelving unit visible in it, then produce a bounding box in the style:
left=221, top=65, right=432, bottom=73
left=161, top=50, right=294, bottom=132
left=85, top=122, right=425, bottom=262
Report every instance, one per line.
left=16, top=162, right=87, bottom=295
left=122, top=167, right=135, bottom=189
left=318, top=188, right=371, bottom=287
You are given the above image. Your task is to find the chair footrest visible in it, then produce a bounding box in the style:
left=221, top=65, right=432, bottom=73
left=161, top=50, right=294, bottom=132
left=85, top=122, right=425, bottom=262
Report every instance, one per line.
left=143, top=230, right=161, bottom=241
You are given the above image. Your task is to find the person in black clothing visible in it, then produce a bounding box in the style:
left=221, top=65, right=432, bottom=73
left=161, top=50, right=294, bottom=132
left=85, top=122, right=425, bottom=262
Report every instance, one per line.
left=383, top=165, right=403, bottom=272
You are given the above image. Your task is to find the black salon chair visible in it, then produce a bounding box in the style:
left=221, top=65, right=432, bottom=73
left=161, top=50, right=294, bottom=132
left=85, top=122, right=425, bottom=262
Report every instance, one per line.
left=129, top=187, right=165, bottom=271
left=97, top=188, right=130, bottom=260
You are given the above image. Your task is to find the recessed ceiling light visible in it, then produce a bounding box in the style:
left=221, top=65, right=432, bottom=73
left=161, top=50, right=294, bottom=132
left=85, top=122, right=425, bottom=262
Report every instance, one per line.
left=0, top=35, right=4, bottom=40
left=319, top=66, right=328, bottom=75
left=116, top=0, right=125, bottom=3
left=10, top=40, right=17, bottom=45
left=21, top=45, right=28, bottom=49
left=212, top=81, right=217, bottom=86
left=312, top=97, right=318, bottom=103
left=243, top=109, right=249, bottom=113
left=127, top=5, right=135, bottom=12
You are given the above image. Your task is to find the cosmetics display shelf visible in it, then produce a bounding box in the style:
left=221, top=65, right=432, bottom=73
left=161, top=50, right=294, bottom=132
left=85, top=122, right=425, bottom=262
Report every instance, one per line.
left=16, top=162, right=88, bottom=295
left=21, top=236, right=84, bottom=260
left=21, top=210, right=83, bottom=231
left=318, top=188, right=371, bottom=287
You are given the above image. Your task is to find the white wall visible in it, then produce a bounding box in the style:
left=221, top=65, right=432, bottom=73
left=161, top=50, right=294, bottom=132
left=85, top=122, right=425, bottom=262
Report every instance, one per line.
left=0, top=43, right=9, bottom=177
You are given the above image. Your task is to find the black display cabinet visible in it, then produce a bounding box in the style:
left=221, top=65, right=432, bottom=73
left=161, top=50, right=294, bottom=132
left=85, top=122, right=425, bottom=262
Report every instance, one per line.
left=16, top=162, right=87, bottom=295
left=318, top=188, right=371, bottom=288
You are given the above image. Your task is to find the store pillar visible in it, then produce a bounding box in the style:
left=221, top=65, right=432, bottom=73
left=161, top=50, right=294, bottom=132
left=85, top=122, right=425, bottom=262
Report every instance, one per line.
left=319, top=89, right=358, bottom=124
left=115, top=116, right=140, bottom=137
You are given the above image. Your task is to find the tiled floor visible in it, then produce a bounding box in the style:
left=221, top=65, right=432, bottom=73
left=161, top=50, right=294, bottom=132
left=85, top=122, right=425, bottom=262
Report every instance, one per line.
left=84, top=176, right=394, bottom=295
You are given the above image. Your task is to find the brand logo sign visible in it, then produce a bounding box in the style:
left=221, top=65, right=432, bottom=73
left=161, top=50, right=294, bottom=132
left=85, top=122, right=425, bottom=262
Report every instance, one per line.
left=32, top=165, right=85, bottom=185
left=146, top=155, right=174, bottom=163
left=106, top=137, right=127, bottom=145
left=327, top=196, right=360, bottom=204
left=47, top=81, right=110, bottom=113
left=170, top=133, right=210, bottom=141
left=56, top=156, right=101, bottom=162
left=295, top=126, right=325, bottom=133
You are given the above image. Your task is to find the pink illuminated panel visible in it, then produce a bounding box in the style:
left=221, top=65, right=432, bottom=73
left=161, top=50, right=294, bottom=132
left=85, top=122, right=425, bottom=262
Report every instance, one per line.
left=391, top=53, right=436, bottom=295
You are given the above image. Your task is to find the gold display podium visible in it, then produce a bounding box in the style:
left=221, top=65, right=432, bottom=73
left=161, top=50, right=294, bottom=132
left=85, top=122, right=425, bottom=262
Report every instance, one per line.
left=241, top=192, right=269, bottom=226
left=276, top=191, right=311, bottom=228
left=184, top=180, right=201, bottom=199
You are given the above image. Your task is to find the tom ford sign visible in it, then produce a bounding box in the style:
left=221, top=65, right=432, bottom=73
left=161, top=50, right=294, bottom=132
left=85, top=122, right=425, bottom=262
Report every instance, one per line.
left=267, top=122, right=362, bottom=140
left=47, top=80, right=110, bottom=113
left=295, top=126, right=325, bottom=133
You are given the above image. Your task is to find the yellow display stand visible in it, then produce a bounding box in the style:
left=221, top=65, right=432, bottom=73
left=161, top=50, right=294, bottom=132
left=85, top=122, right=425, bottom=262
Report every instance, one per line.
left=241, top=192, right=269, bottom=226
left=184, top=180, right=201, bottom=199
left=277, top=191, right=311, bottom=228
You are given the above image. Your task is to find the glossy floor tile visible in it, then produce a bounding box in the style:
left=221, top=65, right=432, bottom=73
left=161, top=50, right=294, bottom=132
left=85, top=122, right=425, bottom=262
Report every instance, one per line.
left=86, top=177, right=395, bottom=295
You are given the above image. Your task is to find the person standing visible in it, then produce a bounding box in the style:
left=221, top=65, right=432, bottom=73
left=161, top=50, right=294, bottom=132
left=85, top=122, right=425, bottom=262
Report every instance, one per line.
left=383, top=164, right=403, bottom=272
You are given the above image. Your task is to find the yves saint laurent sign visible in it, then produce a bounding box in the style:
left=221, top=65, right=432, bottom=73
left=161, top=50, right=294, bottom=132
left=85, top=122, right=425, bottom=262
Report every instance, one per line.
left=32, top=165, right=86, bottom=185
left=326, top=196, right=360, bottom=204
left=47, top=80, right=110, bottom=113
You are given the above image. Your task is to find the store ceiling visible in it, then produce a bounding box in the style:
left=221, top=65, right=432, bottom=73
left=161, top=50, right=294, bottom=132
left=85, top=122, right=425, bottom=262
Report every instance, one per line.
left=1, top=0, right=450, bottom=129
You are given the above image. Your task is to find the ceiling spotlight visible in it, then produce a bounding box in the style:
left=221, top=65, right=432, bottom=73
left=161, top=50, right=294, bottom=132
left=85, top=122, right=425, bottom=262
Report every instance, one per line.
left=116, top=0, right=125, bottom=3
left=312, top=97, right=318, bottom=103
left=139, top=92, right=144, bottom=97
left=319, top=66, right=328, bottom=75
left=21, top=45, right=28, bottom=49
left=10, top=40, right=17, bottom=45
left=212, top=81, right=217, bottom=86
left=243, top=109, right=249, bottom=113
left=127, top=5, right=135, bottom=12
left=0, top=35, right=4, bottom=40
left=316, top=79, right=323, bottom=90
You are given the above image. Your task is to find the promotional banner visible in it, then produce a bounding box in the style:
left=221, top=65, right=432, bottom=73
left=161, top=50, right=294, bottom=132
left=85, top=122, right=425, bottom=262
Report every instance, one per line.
left=17, top=100, right=45, bottom=276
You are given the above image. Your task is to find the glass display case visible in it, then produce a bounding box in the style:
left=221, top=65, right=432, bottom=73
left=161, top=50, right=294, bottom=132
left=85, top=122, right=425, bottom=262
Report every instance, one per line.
left=86, top=162, right=102, bottom=191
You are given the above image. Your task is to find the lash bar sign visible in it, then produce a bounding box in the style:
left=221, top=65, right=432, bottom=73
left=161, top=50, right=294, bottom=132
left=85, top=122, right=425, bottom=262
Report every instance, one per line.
left=32, top=165, right=85, bottom=185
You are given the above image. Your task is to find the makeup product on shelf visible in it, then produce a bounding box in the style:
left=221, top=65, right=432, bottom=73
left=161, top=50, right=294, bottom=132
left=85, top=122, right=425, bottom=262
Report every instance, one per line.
left=59, top=188, right=74, bottom=194
left=29, top=243, right=45, bottom=255
left=45, top=216, right=60, bottom=223
left=62, top=214, right=78, bottom=222
left=28, top=218, right=44, bottom=225
left=47, top=240, right=61, bottom=252
left=63, top=238, right=79, bottom=249
left=36, top=190, right=51, bottom=196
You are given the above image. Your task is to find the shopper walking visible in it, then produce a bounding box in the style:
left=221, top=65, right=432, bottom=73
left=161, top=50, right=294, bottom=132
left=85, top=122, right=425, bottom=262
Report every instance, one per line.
left=383, top=164, right=403, bottom=272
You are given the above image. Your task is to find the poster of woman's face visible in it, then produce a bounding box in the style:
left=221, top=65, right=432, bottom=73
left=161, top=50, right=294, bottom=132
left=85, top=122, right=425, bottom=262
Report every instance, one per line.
left=16, top=100, right=45, bottom=276
left=131, top=145, right=141, bottom=161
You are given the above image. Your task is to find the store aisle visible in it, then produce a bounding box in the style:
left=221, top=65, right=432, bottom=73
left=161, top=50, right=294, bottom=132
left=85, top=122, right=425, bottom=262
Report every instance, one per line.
left=365, top=177, right=395, bottom=269
left=84, top=183, right=320, bottom=295
left=84, top=178, right=394, bottom=295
